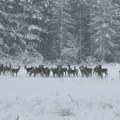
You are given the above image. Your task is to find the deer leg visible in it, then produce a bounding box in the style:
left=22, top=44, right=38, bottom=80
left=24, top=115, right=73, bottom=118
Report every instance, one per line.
left=34, top=73, right=36, bottom=77
left=105, top=72, right=108, bottom=77
left=68, top=73, right=70, bottom=77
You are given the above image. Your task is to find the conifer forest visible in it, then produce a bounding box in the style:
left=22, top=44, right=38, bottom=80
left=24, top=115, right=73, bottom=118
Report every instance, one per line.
left=0, top=0, right=120, bottom=64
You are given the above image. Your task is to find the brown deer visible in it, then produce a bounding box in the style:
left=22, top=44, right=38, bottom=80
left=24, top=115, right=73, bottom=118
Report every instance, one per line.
left=93, top=65, right=108, bottom=78
left=67, top=64, right=78, bottom=77
left=11, top=66, right=21, bottom=77
left=3, top=64, right=12, bottom=75
left=29, top=67, right=42, bottom=77
left=79, top=66, right=92, bottom=77
left=74, top=67, right=79, bottom=76
left=24, top=66, right=33, bottom=75
left=51, top=67, right=59, bottom=77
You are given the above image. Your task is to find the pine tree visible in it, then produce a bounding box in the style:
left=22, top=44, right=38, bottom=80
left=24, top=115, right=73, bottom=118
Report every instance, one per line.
left=0, top=0, right=44, bottom=62
left=38, top=0, right=60, bottom=62
left=59, top=0, right=77, bottom=63
left=69, top=0, right=91, bottom=63
left=90, top=0, right=119, bottom=62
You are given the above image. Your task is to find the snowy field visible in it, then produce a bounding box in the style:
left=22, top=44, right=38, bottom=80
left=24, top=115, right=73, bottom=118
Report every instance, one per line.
left=0, top=64, right=120, bottom=120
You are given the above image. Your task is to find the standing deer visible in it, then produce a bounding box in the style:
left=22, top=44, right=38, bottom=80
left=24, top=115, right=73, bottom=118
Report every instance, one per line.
left=11, top=66, right=21, bottom=77
left=24, top=66, right=33, bottom=75
left=3, top=64, right=11, bottom=75
left=67, top=64, right=78, bottom=77
left=79, top=66, right=92, bottom=77
left=93, top=65, right=108, bottom=78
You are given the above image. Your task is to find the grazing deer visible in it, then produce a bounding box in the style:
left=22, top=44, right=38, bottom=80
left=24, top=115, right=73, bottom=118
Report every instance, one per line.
left=11, top=66, right=21, bottom=77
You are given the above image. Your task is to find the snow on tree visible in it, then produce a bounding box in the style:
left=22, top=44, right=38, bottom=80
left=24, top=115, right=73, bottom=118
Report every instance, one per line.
left=90, top=0, right=119, bottom=62
left=0, top=0, right=120, bottom=63
left=51, top=0, right=77, bottom=63
left=0, top=0, right=44, bottom=62
left=69, top=0, right=91, bottom=63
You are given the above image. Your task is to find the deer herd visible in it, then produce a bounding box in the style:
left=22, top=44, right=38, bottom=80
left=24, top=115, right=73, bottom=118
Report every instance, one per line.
left=0, top=63, right=109, bottom=78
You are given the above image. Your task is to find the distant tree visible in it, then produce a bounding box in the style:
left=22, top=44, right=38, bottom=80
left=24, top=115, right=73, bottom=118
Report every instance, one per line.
left=90, top=0, right=119, bottom=62
left=69, top=0, right=91, bottom=63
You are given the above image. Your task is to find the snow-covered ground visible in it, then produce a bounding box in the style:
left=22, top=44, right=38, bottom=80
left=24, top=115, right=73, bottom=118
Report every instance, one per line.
left=0, top=63, right=120, bottom=120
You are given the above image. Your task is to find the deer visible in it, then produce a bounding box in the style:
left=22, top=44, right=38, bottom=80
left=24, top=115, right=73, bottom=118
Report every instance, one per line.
left=61, top=67, right=67, bottom=76
left=11, top=66, right=21, bottom=77
left=93, top=65, right=108, bottom=78
left=42, top=67, right=51, bottom=77
left=67, top=64, right=78, bottom=77
left=101, top=68, right=108, bottom=77
left=29, top=67, right=42, bottom=77
left=3, top=64, right=12, bottom=75
left=74, top=67, right=79, bottom=76
left=51, top=67, right=59, bottom=77
left=24, top=66, right=33, bottom=75
left=79, top=66, right=92, bottom=77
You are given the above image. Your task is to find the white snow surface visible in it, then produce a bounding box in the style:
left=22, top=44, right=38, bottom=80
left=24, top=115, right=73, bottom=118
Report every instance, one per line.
left=0, top=63, right=120, bottom=120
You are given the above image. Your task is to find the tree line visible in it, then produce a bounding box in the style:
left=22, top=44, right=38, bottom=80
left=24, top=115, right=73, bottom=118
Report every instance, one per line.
left=0, top=0, right=120, bottom=64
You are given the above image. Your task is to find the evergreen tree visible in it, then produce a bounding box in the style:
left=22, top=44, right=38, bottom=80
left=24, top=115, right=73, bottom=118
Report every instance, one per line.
left=69, top=0, right=91, bottom=63
left=0, top=0, right=120, bottom=63
left=90, top=0, right=119, bottom=62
